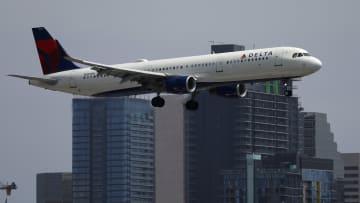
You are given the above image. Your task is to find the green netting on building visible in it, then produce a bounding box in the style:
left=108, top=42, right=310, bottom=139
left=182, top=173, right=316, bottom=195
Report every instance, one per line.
left=265, top=80, right=280, bottom=95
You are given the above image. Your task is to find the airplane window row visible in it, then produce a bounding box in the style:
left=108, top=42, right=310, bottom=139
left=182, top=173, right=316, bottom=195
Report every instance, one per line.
left=147, top=62, right=218, bottom=72
left=292, top=53, right=311, bottom=58
left=227, top=57, right=269, bottom=64
left=83, top=73, right=111, bottom=79
left=84, top=56, right=273, bottom=77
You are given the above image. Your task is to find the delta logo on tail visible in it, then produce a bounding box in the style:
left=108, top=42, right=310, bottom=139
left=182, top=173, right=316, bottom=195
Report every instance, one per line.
left=32, top=27, right=79, bottom=75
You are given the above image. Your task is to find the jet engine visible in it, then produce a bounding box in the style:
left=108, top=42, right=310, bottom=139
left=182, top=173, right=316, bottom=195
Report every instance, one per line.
left=165, top=76, right=197, bottom=94
left=210, top=83, right=247, bottom=98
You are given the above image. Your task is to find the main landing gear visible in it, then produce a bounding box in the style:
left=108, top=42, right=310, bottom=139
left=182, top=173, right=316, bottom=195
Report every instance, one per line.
left=151, top=94, right=199, bottom=111
left=185, top=99, right=198, bottom=111
left=151, top=96, right=165, bottom=107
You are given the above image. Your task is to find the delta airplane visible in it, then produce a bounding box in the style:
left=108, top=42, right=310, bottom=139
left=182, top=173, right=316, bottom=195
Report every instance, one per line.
left=9, top=27, right=321, bottom=110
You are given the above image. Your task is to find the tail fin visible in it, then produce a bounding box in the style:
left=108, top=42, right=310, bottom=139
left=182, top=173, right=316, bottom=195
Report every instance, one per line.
left=32, top=27, right=80, bottom=75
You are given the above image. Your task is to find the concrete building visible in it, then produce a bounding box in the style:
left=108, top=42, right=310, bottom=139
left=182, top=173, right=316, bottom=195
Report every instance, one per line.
left=72, top=98, right=155, bottom=203
left=303, top=112, right=344, bottom=179
left=341, top=153, right=360, bottom=203
left=154, top=95, right=187, bottom=203
left=36, top=172, right=72, bottom=203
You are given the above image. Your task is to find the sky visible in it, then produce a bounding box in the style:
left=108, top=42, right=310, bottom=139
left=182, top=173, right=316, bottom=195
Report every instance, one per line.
left=1, top=0, right=359, bottom=202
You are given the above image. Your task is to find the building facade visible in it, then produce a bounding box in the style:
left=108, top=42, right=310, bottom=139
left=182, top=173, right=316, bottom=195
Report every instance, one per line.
left=301, top=157, right=334, bottom=203
left=221, top=153, right=338, bottom=203
left=341, top=153, right=360, bottom=203
left=222, top=169, right=302, bottom=203
left=36, top=172, right=72, bottom=203
left=303, top=112, right=344, bottom=179
left=72, top=98, right=155, bottom=203
left=184, top=89, right=304, bottom=203
left=154, top=95, right=187, bottom=203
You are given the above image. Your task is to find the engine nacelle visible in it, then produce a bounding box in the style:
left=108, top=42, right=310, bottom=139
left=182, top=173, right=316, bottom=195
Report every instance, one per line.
left=211, top=83, right=247, bottom=98
left=165, top=76, right=197, bottom=94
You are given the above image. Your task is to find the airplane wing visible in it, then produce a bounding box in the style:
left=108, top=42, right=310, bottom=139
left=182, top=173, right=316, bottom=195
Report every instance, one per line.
left=59, top=40, right=170, bottom=90
left=66, top=56, right=166, bottom=80
left=8, top=74, right=58, bottom=85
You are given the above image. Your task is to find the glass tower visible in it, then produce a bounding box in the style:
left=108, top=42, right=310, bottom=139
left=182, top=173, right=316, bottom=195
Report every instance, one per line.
left=72, top=98, right=154, bottom=203
left=37, top=172, right=72, bottom=203
left=184, top=90, right=304, bottom=203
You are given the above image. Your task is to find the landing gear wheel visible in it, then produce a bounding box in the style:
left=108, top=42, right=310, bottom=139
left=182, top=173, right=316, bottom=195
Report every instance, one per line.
left=151, top=96, right=165, bottom=108
left=185, top=100, right=199, bottom=111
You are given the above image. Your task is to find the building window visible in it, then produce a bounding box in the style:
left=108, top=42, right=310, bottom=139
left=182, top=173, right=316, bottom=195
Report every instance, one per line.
left=345, top=166, right=359, bottom=170
left=345, top=174, right=359, bottom=178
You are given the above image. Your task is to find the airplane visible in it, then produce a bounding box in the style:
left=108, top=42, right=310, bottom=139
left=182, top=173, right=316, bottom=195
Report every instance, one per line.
left=9, top=27, right=321, bottom=110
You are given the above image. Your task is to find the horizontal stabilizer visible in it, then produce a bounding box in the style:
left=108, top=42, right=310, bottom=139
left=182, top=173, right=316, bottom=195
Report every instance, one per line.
left=8, top=74, right=57, bottom=85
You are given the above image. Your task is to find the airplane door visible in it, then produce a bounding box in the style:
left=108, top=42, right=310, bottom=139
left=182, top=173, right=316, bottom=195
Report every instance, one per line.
left=216, top=61, right=223, bottom=73
left=68, top=78, right=77, bottom=89
left=274, top=52, right=283, bottom=67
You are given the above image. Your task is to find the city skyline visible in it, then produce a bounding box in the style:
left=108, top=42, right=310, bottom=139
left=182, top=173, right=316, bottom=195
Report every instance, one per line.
left=1, top=1, right=360, bottom=202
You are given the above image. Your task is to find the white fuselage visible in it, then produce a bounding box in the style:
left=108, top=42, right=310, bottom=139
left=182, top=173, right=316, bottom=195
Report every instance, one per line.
left=30, top=47, right=321, bottom=96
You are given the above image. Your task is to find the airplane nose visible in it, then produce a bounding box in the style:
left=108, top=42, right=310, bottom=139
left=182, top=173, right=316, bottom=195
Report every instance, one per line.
left=312, top=57, right=322, bottom=71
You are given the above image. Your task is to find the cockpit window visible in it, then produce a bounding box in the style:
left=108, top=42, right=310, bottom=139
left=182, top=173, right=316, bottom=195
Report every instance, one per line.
left=293, top=52, right=311, bottom=58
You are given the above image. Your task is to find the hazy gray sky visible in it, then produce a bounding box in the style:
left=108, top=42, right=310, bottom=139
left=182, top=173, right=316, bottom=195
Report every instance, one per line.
left=1, top=0, right=359, bottom=202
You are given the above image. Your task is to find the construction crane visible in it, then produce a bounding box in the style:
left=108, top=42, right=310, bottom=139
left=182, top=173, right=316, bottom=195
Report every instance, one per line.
left=0, top=182, right=16, bottom=203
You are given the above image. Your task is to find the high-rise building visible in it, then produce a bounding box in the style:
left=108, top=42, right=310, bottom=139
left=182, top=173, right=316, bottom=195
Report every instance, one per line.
left=341, top=153, right=360, bottom=203
left=36, top=172, right=72, bottom=203
left=184, top=89, right=304, bottom=203
left=303, top=112, right=344, bottom=179
left=154, top=95, right=187, bottom=203
left=184, top=93, right=236, bottom=203
left=72, top=98, right=155, bottom=203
